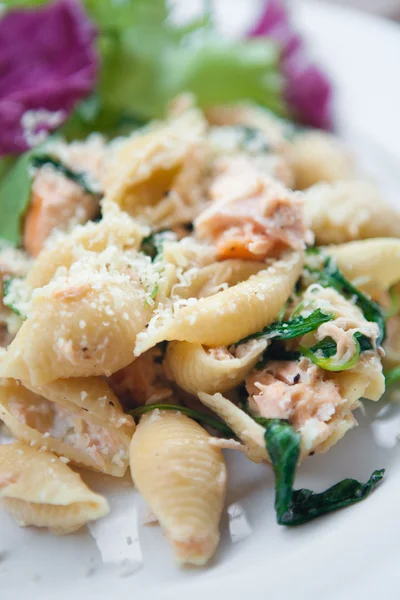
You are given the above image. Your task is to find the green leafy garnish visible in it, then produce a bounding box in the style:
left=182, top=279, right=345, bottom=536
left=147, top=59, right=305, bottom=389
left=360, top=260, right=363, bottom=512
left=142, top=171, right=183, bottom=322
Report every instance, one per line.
left=144, top=285, right=159, bottom=307
left=235, top=125, right=271, bottom=153
left=65, top=0, right=284, bottom=134
left=259, top=418, right=384, bottom=526
left=309, top=255, right=386, bottom=345
left=2, top=278, right=22, bottom=317
left=0, top=150, right=36, bottom=244
left=2, top=277, right=29, bottom=319
left=129, top=403, right=235, bottom=438
left=384, top=366, right=400, bottom=387
left=305, top=246, right=320, bottom=255
left=300, top=332, right=374, bottom=372
left=140, top=232, right=167, bottom=261
left=31, top=155, right=99, bottom=196
left=384, top=286, right=399, bottom=319
left=238, top=308, right=333, bottom=345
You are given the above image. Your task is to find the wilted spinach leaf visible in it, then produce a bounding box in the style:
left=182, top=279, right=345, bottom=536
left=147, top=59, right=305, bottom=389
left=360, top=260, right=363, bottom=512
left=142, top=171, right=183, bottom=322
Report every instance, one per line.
left=259, top=418, right=384, bottom=526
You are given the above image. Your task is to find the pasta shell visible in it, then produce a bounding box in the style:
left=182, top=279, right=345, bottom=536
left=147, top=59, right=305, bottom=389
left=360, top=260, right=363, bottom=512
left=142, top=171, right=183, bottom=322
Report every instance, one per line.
left=0, top=379, right=134, bottom=476
left=327, top=238, right=400, bottom=295
left=130, top=409, right=226, bottom=566
left=198, top=392, right=268, bottom=463
left=304, top=180, right=400, bottom=245
left=104, top=109, right=207, bottom=217
left=171, top=259, right=265, bottom=300
left=383, top=315, right=400, bottom=370
left=288, top=131, right=354, bottom=190
left=0, top=442, right=109, bottom=534
left=165, top=339, right=267, bottom=395
left=135, top=251, right=303, bottom=354
left=27, top=199, right=147, bottom=289
left=1, top=261, right=152, bottom=385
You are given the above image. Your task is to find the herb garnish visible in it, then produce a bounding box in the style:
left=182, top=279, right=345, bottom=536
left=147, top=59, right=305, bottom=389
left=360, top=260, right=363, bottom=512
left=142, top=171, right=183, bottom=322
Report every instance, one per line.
left=238, top=308, right=334, bottom=345
left=384, top=366, right=400, bottom=388
left=31, top=154, right=99, bottom=196
left=256, top=418, right=384, bottom=525
left=306, top=253, right=385, bottom=345
left=300, top=332, right=374, bottom=372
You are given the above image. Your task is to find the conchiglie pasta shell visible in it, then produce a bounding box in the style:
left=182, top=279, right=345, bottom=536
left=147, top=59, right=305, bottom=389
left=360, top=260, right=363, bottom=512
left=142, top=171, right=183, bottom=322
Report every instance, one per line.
left=329, top=352, right=385, bottom=403
left=104, top=108, right=207, bottom=216
left=130, top=410, right=226, bottom=566
left=172, top=259, right=265, bottom=300
left=383, top=315, right=400, bottom=370
left=0, top=442, right=109, bottom=534
left=304, top=180, right=400, bottom=244
left=0, top=380, right=134, bottom=476
left=198, top=392, right=268, bottom=463
left=205, top=103, right=288, bottom=151
left=165, top=339, right=267, bottom=395
left=27, top=200, right=147, bottom=289
left=135, top=251, right=303, bottom=354
left=288, top=131, right=354, bottom=190
left=326, top=238, right=400, bottom=295
left=1, top=269, right=151, bottom=385
left=313, top=415, right=356, bottom=455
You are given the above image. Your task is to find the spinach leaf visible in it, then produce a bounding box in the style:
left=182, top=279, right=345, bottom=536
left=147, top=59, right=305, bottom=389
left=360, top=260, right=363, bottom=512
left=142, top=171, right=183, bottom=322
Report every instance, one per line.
left=300, top=332, right=374, bottom=372
left=257, top=342, right=300, bottom=367
left=305, top=336, right=337, bottom=358
left=287, top=471, right=385, bottom=524
left=144, top=284, right=159, bottom=307
left=140, top=232, right=167, bottom=261
left=2, top=278, right=24, bottom=317
left=318, top=257, right=386, bottom=345
left=0, top=150, right=35, bottom=245
left=31, top=155, right=99, bottom=196
left=384, top=366, right=400, bottom=387
left=261, top=419, right=385, bottom=526
left=129, top=403, right=235, bottom=438
left=353, top=332, right=374, bottom=352
left=384, top=285, right=399, bottom=319
left=235, top=125, right=271, bottom=153
left=238, top=308, right=333, bottom=345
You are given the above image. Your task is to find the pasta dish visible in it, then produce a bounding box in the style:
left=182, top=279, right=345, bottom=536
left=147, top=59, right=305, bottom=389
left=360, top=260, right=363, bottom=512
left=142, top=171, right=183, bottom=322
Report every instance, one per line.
left=0, top=95, right=399, bottom=567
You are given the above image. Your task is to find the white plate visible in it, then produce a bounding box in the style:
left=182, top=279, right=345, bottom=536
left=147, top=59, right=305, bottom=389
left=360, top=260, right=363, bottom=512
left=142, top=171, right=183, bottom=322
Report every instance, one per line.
left=2, top=3, right=400, bottom=599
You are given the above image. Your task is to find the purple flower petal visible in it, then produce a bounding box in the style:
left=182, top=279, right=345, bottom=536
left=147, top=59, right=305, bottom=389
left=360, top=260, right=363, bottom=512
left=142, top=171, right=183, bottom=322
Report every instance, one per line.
left=248, top=0, right=333, bottom=130
left=0, top=0, right=98, bottom=156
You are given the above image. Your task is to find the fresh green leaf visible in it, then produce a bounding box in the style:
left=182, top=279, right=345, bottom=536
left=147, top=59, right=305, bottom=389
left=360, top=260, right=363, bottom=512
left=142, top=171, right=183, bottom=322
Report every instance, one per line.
left=305, top=246, right=320, bottom=255
left=261, top=419, right=385, bottom=526
left=140, top=232, right=167, bottom=261
left=286, top=470, right=385, bottom=524
left=384, top=366, right=400, bottom=387
left=263, top=419, right=301, bottom=523
left=0, top=150, right=35, bottom=245
left=317, top=257, right=386, bottom=345
left=0, top=156, right=17, bottom=181
left=300, top=331, right=374, bottom=372
left=144, top=284, right=159, bottom=307
left=83, top=0, right=168, bottom=32
left=238, top=308, right=334, bottom=345
left=384, top=286, right=399, bottom=319
left=2, top=278, right=23, bottom=317
left=129, top=403, right=235, bottom=438
left=31, top=155, right=100, bottom=196
left=4, top=0, right=284, bottom=141
left=301, top=338, right=360, bottom=372
left=353, top=332, right=374, bottom=352
left=97, top=11, right=284, bottom=124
